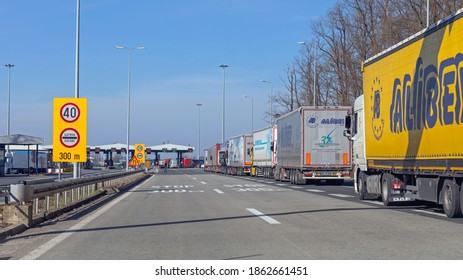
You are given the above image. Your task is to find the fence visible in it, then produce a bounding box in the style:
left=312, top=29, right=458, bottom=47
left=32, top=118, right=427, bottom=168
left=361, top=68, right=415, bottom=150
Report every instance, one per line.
left=1, top=170, right=149, bottom=228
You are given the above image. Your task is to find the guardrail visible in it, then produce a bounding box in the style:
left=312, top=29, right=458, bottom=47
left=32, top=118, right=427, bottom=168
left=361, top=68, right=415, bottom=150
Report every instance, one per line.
left=1, top=169, right=150, bottom=229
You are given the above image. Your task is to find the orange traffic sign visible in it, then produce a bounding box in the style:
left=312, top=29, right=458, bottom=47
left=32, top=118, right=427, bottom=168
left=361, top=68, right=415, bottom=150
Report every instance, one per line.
left=128, top=156, right=140, bottom=167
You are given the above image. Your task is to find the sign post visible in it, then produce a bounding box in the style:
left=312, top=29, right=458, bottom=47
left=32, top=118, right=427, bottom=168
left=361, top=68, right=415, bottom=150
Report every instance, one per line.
left=53, top=98, right=87, bottom=163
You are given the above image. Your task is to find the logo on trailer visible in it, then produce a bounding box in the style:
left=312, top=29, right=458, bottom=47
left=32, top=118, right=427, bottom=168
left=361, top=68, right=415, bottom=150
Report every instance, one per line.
left=306, top=115, right=319, bottom=128
left=371, top=77, right=385, bottom=140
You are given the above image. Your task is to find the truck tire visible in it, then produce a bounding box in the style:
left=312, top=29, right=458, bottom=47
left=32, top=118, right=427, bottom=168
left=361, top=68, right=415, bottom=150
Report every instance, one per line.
left=442, top=180, right=462, bottom=218
left=381, top=173, right=394, bottom=206
left=357, top=172, right=367, bottom=200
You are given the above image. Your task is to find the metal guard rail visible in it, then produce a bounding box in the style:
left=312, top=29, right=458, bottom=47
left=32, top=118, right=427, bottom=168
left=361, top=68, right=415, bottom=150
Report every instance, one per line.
left=29, top=170, right=144, bottom=200
left=2, top=169, right=149, bottom=228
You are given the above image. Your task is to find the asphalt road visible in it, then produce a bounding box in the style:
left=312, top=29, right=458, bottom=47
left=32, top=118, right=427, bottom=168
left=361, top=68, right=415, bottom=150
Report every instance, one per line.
left=1, top=168, right=463, bottom=260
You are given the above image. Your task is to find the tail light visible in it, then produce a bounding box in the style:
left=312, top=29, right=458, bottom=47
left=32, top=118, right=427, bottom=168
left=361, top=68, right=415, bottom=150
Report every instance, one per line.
left=391, top=181, right=404, bottom=190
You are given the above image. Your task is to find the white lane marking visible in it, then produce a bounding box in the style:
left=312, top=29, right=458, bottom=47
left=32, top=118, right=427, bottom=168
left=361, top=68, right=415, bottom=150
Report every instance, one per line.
left=246, top=208, right=281, bottom=225
left=214, top=189, right=224, bottom=194
left=201, top=181, right=207, bottom=185
left=21, top=179, right=146, bottom=260
left=290, top=186, right=304, bottom=189
left=329, top=194, right=355, bottom=198
left=364, top=201, right=384, bottom=205
left=306, top=189, right=326, bottom=193
left=193, top=178, right=197, bottom=180
left=412, top=209, right=447, bottom=218
left=276, top=184, right=287, bottom=186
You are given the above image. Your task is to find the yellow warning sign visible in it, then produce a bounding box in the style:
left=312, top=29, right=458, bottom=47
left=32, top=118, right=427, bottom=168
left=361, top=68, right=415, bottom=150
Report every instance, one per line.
left=128, top=156, right=140, bottom=167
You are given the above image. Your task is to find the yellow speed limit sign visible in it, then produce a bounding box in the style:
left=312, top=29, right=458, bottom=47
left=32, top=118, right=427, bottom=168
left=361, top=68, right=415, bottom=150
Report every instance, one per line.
left=52, top=98, right=87, bottom=162
left=134, top=144, right=145, bottom=163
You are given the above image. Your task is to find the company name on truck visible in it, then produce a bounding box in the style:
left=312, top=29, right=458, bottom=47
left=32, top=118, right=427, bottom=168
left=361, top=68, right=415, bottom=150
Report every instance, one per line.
left=389, top=55, right=463, bottom=134
left=306, top=115, right=345, bottom=128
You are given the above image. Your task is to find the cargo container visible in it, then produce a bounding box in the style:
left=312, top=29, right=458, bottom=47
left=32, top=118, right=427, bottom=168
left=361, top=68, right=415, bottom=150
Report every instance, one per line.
left=251, top=125, right=277, bottom=178
left=344, top=9, right=463, bottom=217
left=227, top=134, right=253, bottom=175
left=276, top=106, right=351, bottom=184
left=204, top=143, right=227, bottom=173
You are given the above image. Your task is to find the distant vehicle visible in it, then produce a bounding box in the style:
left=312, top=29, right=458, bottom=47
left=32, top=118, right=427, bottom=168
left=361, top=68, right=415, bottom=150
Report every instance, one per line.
left=204, top=143, right=227, bottom=173
left=226, top=134, right=253, bottom=176
left=4, top=150, right=48, bottom=174
left=169, top=159, right=178, bottom=168
left=251, top=125, right=277, bottom=178
left=183, top=158, right=194, bottom=168
left=275, top=106, right=352, bottom=185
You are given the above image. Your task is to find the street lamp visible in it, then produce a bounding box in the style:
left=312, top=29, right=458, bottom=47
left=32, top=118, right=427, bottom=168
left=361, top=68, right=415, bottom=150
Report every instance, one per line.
left=196, top=103, right=202, bottom=160
left=298, top=41, right=316, bottom=106
left=219, top=64, right=228, bottom=142
left=243, top=95, right=254, bottom=133
left=115, top=45, right=145, bottom=171
left=5, top=64, right=14, bottom=154
left=259, top=80, right=273, bottom=124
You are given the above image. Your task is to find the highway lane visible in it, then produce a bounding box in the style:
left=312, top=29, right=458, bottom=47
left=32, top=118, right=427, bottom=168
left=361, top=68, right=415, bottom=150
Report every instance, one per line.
left=1, top=168, right=463, bottom=259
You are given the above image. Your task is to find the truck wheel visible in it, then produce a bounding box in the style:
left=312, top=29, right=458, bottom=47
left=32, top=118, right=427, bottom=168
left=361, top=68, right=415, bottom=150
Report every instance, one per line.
left=442, top=180, right=462, bottom=218
left=381, top=173, right=394, bottom=206
left=357, top=172, right=367, bottom=200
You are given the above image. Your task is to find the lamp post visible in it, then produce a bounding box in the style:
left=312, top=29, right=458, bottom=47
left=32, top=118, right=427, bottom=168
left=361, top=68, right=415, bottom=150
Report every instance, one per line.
left=219, top=64, right=228, bottom=142
left=116, top=45, right=145, bottom=171
left=5, top=64, right=14, bottom=154
left=298, top=41, right=316, bottom=106
left=244, top=95, right=254, bottom=133
left=196, top=103, right=202, bottom=160
left=259, top=80, right=273, bottom=124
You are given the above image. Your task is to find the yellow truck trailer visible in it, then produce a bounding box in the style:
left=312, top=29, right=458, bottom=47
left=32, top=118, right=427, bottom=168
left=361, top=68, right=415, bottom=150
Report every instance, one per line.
left=344, top=8, right=463, bottom=217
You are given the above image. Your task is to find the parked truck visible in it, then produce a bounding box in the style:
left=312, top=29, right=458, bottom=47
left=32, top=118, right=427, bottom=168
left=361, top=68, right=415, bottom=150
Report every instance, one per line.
left=5, top=150, right=48, bottom=174
left=204, top=143, right=227, bottom=173
left=344, top=9, right=463, bottom=217
left=227, top=134, right=253, bottom=175
left=251, top=125, right=277, bottom=178
left=275, top=106, right=352, bottom=185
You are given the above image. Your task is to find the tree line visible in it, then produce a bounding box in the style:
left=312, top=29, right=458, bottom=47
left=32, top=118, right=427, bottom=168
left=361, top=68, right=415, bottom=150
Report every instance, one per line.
left=273, top=0, right=463, bottom=118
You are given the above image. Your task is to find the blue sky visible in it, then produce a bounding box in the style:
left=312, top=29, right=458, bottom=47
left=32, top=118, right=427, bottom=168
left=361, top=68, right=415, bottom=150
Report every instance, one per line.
left=0, top=0, right=337, bottom=156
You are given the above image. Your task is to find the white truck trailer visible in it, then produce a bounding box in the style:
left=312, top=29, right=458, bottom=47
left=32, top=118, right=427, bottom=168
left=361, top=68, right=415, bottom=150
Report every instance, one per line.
left=275, top=106, right=352, bottom=185
left=5, top=150, right=48, bottom=174
left=251, top=125, right=277, bottom=178
left=226, top=134, right=253, bottom=176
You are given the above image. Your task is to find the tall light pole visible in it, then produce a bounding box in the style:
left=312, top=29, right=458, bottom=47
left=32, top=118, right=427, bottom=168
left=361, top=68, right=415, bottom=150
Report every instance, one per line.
left=219, top=64, right=228, bottom=142
left=260, top=80, right=273, bottom=124
left=116, top=45, right=145, bottom=171
left=5, top=64, right=14, bottom=154
left=298, top=41, right=316, bottom=106
left=196, top=103, right=202, bottom=160
left=74, top=0, right=80, bottom=178
left=244, top=95, right=254, bottom=133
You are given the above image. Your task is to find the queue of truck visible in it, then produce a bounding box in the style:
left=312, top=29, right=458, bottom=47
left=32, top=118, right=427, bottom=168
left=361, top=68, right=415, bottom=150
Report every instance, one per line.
left=204, top=106, right=352, bottom=186
left=205, top=9, right=463, bottom=218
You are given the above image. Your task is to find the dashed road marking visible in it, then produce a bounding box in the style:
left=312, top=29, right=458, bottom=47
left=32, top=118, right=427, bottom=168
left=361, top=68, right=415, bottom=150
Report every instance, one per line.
left=412, top=209, right=447, bottom=218
left=305, top=189, right=326, bottom=193
left=214, top=189, right=224, bottom=194
left=246, top=208, right=280, bottom=225
left=329, top=194, right=355, bottom=198
left=364, top=201, right=384, bottom=206
left=201, top=181, right=207, bottom=185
